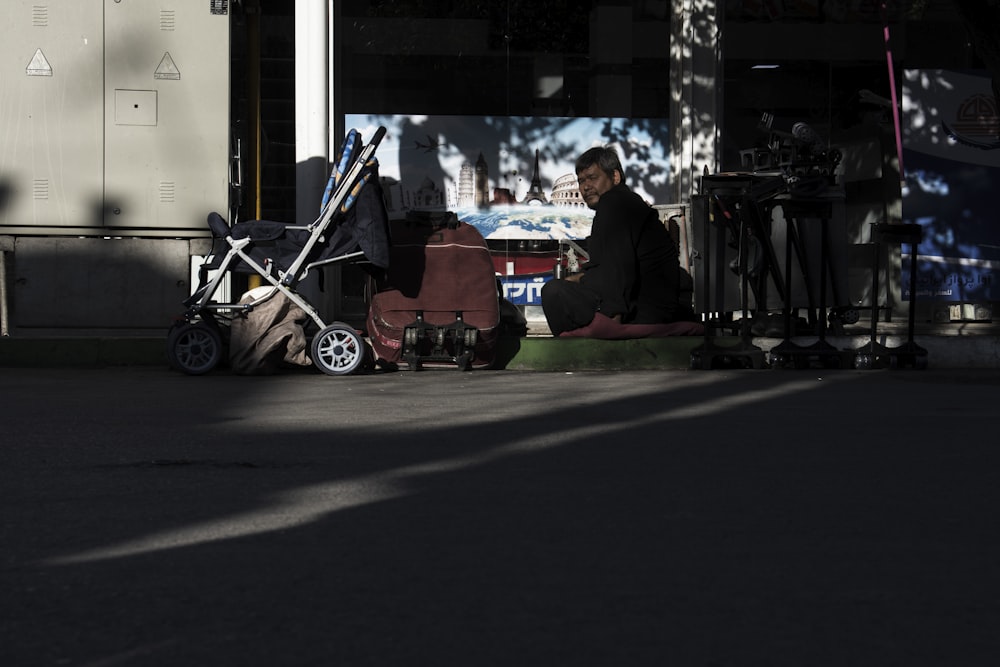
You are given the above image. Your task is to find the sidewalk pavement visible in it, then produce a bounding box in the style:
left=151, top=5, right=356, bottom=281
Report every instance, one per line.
left=1, top=321, right=998, bottom=371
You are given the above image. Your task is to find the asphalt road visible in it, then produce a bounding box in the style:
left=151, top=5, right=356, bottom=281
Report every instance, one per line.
left=2, top=367, right=999, bottom=666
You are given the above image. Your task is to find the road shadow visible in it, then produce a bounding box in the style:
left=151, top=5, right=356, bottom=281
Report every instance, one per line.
left=2, top=369, right=1000, bottom=665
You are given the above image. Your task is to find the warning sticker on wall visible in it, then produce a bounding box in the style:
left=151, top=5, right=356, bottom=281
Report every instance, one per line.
left=154, top=52, right=180, bottom=80
left=26, top=48, right=52, bottom=77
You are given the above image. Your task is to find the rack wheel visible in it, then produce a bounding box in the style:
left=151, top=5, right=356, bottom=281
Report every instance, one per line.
left=311, top=324, right=364, bottom=376
left=853, top=353, right=873, bottom=370
left=456, top=350, right=474, bottom=371
left=834, top=307, right=860, bottom=325
left=167, top=321, right=223, bottom=375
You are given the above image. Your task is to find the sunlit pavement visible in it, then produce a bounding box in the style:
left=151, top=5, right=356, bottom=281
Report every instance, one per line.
left=3, top=367, right=999, bottom=665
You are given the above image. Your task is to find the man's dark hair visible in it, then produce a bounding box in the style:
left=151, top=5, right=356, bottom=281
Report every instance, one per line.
left=575, top=145, right=624, bottom=181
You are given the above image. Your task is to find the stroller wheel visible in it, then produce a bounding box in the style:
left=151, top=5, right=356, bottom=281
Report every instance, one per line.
left=167, top=321, right=223, bottom=375
left=311, top=324, right=365, bottom=376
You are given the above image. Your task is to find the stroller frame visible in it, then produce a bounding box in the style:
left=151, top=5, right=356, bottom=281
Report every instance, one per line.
left=168, top=127, right=387, bottom=376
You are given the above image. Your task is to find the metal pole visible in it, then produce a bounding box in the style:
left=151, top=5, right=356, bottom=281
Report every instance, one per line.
left=246, top=0, right=262, bottom=290
left=0, top=249, right=9, bottom=337
left=295, top=0, right=330, bottom=225
left=334, top=0, right=340, bottom=161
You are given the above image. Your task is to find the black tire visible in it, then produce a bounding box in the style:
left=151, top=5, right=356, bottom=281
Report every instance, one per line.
left=167, top=322, right=223, bottom=375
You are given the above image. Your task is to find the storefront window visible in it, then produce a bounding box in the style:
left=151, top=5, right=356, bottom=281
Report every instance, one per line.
left=337, top=1, right=669, bottom=118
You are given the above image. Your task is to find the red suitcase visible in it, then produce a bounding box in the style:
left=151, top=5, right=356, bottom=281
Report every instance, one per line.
left=367, top=211, right=500, bottom=370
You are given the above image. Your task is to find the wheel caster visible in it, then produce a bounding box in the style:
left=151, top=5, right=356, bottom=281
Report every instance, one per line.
left=838, top=308, right=860, bottom=325
left=402, top=353, right=421, bottom=371
left=311, top=324, right=364, bottom=376
left=167, top=321, right=223, bottom=375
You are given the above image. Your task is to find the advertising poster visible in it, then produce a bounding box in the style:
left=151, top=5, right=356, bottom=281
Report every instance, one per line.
left=344, top=114, right=671, bottom=305
left=901, top=69, right=1000, bottom=304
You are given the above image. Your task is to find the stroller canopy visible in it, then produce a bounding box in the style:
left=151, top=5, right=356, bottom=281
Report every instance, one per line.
left=229, top=128, right=391, bottom=277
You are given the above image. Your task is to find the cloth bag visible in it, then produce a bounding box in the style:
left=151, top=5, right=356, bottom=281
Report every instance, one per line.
left=229, top=287, right=312, bottom=375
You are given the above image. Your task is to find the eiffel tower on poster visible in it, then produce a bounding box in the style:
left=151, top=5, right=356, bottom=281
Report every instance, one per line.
left=521, top=149, right=549, bottom=205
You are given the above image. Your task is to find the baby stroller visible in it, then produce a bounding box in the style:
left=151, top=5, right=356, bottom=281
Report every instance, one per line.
left=167, top=126, right=390, bottom=376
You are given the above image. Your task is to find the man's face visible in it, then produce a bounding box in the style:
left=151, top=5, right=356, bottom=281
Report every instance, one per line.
left=576, top=163, right=620, bottom=210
